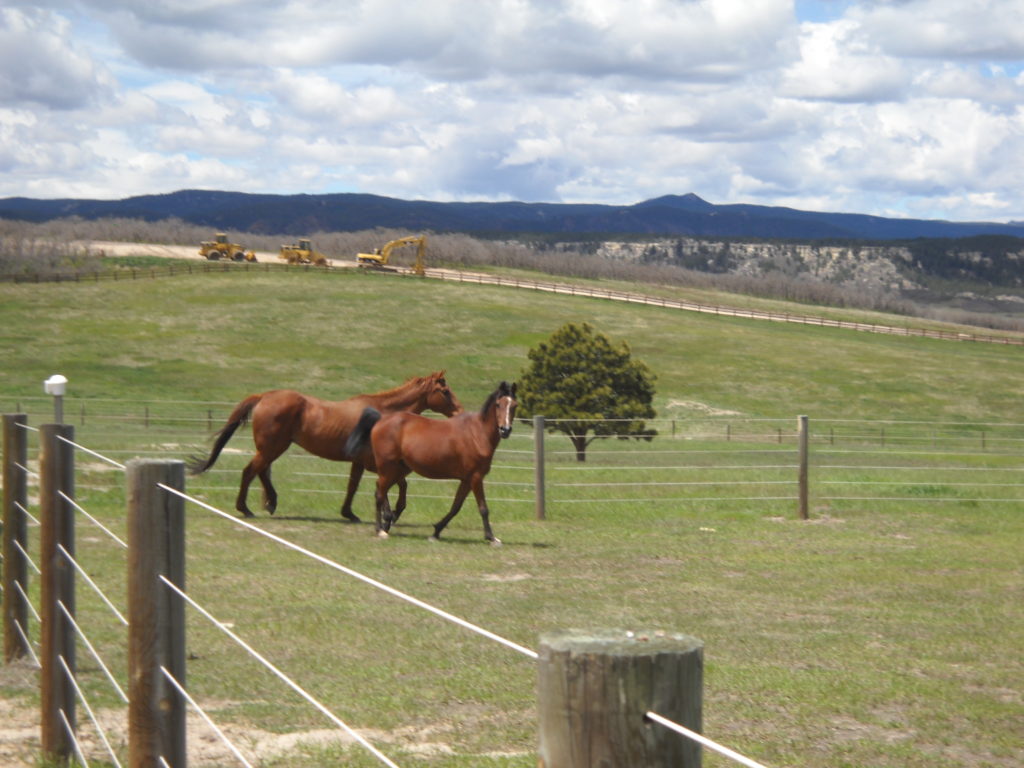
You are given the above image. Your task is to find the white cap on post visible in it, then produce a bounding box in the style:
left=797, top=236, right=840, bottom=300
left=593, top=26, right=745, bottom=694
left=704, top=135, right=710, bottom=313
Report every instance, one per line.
left=44, top=374, right=68, bottom=423
left=44, top=374, right=68, bottom=396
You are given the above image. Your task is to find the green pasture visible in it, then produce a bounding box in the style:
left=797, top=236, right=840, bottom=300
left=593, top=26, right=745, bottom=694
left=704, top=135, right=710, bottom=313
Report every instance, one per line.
left=0, top=266, right=1022, bottom=767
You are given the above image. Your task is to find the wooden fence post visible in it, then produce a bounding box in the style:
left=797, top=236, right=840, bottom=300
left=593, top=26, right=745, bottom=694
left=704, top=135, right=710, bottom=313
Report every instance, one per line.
left=3, top=414, right=29, bottom=662
left=538, top=629, right=703, bottom=767
left=39, top=423, right=76, bottom=762
left=534, top=415, right=546, bottom=521
left=127, top=459, right=187, bottom=768
left=798, top=415, right=809, bottom=520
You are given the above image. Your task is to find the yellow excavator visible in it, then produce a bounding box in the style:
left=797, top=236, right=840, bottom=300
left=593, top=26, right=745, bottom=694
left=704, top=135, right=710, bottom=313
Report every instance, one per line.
left=199, top=233, right=257, bottom=262
left=356, top=235, right=426, bottom=276
left=279, top=237, right=329, bottom=266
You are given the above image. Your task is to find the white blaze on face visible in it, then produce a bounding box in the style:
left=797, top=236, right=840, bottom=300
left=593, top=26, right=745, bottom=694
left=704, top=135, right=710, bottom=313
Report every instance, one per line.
left=497, top=395, right=517, bottom=437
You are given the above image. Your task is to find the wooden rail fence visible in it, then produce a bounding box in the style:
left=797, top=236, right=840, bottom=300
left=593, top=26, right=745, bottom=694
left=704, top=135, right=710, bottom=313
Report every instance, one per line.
left=3, top=258, right=1023, bottom=346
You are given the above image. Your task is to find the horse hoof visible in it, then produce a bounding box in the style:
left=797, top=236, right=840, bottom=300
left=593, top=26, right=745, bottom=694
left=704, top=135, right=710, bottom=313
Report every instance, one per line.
left=427, top=535, right=440, bottom=543
left=376, top=530, right=389, bottom=539
left=341, top=513, right=361, bottom=524
left=489, top=538, right=503, bottom=547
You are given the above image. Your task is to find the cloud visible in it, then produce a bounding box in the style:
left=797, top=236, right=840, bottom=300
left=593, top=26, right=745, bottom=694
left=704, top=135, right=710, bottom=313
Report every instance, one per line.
left=854, top=0, right=1024, bottom=60
left=86, top=0, right=798, bottom=81
left=0, top=7, right=112, bottom=109
left=0, top=0, right=1022, bottom=223
left=781, top=20, right=910, bottom=102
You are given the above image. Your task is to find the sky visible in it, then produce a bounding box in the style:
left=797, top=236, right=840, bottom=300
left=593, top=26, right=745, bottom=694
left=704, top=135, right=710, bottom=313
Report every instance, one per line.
left=1, top=1, right=1023, bottom=223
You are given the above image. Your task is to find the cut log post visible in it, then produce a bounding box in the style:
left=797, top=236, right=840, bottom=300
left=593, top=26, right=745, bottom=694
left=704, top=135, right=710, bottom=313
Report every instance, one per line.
left=39, top=424, right=76, bottom=762
left=127, top=459, right=187, bottom=768
left=538, top=629, right=703, bottom=767
left=3, top=414, right=29, bottom=662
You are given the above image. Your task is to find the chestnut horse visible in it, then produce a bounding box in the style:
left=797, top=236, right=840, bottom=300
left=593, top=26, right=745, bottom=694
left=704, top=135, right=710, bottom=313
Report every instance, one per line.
left=187, top=371, right=462, bottom=518
left=345, top=380, right=517, bottom=545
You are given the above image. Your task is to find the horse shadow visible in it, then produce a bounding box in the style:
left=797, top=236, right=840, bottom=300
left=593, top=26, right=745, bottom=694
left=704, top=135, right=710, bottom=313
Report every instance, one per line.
left=263, top=514, right=355, bottom=525
left=258, top=513, right=555, bottom=548
left=382, top=524, right=555, bottom=549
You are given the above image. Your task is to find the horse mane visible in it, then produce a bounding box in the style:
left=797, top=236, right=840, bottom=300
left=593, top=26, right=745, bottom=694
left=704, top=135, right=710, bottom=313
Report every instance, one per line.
left=370, top=370, right=444, bottom=398
left=479, top=389, right=500, bottom=417
left=478, top=381, right=512, bottom=417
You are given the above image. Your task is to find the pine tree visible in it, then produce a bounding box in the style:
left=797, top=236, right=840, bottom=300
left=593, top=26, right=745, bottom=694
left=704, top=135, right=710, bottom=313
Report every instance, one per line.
left=518, top=322, right=656, bottom=462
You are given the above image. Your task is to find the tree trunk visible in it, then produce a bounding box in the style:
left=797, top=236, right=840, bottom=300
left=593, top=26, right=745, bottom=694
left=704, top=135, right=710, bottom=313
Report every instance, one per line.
left=571, top=434, right=588, bottom=462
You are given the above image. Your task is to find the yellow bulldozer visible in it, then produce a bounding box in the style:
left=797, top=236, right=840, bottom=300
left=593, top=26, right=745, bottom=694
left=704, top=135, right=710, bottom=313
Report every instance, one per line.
left=199, top=233, right=257, bottom=262
left=279, top=237, right=329, bottom=266
left=356, top=235, right=426, bottom=276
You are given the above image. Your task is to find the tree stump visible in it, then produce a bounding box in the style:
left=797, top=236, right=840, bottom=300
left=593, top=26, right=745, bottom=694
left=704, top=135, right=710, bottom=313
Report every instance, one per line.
left=538, top=629, right=703, bottom=767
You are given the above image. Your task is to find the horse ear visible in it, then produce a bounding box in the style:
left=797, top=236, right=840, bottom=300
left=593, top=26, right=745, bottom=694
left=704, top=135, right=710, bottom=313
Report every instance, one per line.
left=510, top=382, right=517, bottom=397
left=498, top=380, right=510, bottom=395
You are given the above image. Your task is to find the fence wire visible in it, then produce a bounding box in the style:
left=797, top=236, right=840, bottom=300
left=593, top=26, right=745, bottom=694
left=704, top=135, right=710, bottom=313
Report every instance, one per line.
left=58, top=543, right=128, bottom=637
left=161, top=667, right=252, bottom=768
left=646, top=710, right=769, bottom=768
left=159, top=575, right=403, bottom=768
left=160, top=483, right=539, bottom=660
left=59, top=654, right=124, bottom=768
left=58, top=598, right=128, bottom=704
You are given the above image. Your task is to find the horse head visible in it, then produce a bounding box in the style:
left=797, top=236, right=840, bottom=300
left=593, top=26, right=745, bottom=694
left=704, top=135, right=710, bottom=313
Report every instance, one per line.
left=496, top=380, right=518, bottom=439
left=424, top=370, right=463, bottom=416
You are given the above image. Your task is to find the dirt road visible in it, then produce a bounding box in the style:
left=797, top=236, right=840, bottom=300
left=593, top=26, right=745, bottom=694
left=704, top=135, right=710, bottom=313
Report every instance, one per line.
left=83, top=241, right=352, bottom=268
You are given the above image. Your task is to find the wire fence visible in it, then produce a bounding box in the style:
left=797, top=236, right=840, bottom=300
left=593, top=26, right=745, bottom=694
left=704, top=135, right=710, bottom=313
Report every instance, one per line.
left=3, top=420, right=411, bottom=767
left=5, top=396, right=1024, bottom=765
left=6, top=395, right=1024, bottom=517
left=3, top=414, right=774, bottom=768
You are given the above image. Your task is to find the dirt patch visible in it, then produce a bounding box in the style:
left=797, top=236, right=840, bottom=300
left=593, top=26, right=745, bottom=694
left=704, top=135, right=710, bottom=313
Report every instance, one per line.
left=80, top=240, right=355, bottom=269
left=666, top=400, right=743, bottom=416
left=0, top=693, right=463, bottom=766
left=0, top=695, right=38, bottom=768
left=828, top=714, right=914, bottom=745
left=1, top=659, right=517, bottom=767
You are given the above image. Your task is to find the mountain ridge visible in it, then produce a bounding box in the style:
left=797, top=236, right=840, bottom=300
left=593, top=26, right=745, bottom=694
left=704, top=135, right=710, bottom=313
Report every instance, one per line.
left=2, top=189, right=1023, bottom=242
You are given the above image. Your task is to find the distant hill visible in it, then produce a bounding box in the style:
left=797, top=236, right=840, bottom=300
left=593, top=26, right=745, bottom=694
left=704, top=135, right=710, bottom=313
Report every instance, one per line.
left=2, top=189, right=1024, bottom=241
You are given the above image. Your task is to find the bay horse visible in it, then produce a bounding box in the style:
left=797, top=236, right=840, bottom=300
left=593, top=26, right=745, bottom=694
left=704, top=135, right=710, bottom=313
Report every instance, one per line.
left=345, top=380, right=518, bottom=545
left=187, top=371, right=462, bottom=519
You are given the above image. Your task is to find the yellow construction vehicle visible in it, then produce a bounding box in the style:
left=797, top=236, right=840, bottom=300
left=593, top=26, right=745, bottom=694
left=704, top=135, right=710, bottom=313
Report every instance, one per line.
left=199, top=233, right=257, bottom=262
left=279, top=237, right=329, bottom=266
left=356, top=235, right=426, bottom=276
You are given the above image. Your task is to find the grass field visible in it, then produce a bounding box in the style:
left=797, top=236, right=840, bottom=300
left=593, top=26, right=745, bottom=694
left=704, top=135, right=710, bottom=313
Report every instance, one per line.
left=1, top=264, right=1022, bottom=767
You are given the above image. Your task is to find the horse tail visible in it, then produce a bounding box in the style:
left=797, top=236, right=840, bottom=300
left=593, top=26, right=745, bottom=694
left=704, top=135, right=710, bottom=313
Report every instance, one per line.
left=345, top=407, right=382, bottom=458
left=186, top=394, right=262, bottom=475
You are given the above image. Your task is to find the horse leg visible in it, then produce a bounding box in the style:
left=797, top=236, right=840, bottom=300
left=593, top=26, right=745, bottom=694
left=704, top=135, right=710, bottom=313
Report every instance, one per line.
left=391, top=477, right=409, bottom=523
left=339, top=463, right=363, bottom=523
left=238, top=449, right=282, bottom=518
left=259, top=465, right=277, bottom=514
left=470, top=476, right=500, bottom=546
left=430, top=479, right=471, bottom=541
left=374, top=473, right=396, bottom=538
left=248, top=411, right=291, bottom=516
left=236, top=460, right=261, bottom=518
